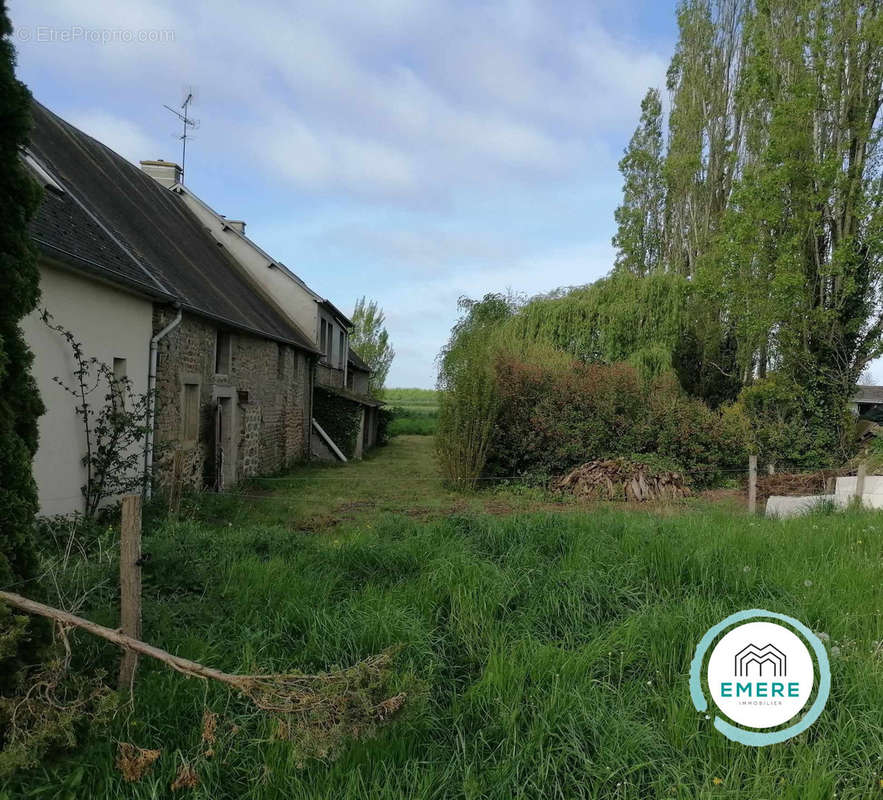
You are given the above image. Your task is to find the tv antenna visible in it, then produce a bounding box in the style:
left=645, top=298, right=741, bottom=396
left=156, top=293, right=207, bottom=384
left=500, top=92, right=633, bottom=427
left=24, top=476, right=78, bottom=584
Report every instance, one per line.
left=164, top=88, right=199, bottom=182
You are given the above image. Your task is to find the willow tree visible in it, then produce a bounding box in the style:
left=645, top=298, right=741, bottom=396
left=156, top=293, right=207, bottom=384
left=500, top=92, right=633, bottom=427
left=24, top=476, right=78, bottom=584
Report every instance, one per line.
left=510, top=271, right=687, bottom=368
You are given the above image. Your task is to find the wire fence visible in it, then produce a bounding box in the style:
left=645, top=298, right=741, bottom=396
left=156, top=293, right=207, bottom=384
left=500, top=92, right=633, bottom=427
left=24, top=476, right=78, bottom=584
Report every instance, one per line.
left=35, top=464, right=866, bottom=508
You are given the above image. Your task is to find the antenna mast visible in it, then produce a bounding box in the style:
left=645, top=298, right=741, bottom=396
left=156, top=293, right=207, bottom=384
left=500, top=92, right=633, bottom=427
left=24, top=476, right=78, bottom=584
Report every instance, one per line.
left=163, top=89, right=199, bottom=182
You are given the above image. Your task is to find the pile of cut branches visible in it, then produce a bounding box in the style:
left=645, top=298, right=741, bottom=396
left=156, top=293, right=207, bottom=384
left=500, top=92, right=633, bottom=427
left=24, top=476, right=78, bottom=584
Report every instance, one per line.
left=0, top=591, right=406, bottom=765
left=553, top=459, right=691, bottom=502
left=756, top=470, right=840, bottom=502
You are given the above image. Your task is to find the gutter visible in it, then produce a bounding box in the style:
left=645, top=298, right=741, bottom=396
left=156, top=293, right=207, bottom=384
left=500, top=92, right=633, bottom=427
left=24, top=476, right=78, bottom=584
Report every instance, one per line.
left=144, top=307, right=183, bottom=499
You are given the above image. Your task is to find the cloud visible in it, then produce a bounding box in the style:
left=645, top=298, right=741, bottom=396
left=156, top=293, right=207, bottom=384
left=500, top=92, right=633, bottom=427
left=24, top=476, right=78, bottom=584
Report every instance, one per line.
left=12, top=0, right=667, bottom=203
left=63, top=110, right=159, bottom=165
left=10, top=0, right=674, bottom=386
left=309, top=225, right=518, bottom=273
left=348, top=241, right=616, bottom=386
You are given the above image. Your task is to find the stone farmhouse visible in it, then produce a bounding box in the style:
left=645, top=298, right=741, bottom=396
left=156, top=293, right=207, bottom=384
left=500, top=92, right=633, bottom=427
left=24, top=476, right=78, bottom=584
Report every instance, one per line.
left=21, top=101, right=377, bottom=516
left=142, top=164, right=382, bottom=458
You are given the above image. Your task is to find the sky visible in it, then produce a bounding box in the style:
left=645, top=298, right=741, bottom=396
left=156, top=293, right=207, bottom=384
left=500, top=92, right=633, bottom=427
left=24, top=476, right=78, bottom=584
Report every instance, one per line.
left=9, top=0, right=680, bottom=388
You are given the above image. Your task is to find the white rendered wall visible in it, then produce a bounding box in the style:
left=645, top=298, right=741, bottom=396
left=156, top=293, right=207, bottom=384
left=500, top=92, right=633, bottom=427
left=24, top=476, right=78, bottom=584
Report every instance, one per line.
left=21, top=262, right=153, bottom=515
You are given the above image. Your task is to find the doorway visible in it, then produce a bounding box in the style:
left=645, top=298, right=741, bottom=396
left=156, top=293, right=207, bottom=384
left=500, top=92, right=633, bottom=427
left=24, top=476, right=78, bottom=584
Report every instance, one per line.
left=214, top=396, right=237, bottom=491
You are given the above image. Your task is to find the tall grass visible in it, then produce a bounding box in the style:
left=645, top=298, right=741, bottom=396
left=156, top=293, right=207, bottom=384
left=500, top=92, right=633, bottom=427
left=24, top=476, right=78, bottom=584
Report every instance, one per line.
left=387, top=408, right=438, bottom=436
left=6, top=503, right=883, bottom=799
left=384, top=389, right=439, bottom=436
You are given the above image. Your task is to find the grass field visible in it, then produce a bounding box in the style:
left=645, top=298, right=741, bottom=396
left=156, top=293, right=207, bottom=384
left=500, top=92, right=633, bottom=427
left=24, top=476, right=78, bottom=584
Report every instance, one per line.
left=383, top=388, right=439, bottom=436
left=5, top=437, right=883, bottom=799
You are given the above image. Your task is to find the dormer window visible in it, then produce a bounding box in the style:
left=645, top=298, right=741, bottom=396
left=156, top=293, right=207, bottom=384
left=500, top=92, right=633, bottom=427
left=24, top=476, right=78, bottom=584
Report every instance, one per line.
left=21, top=149, right=65, bottom=194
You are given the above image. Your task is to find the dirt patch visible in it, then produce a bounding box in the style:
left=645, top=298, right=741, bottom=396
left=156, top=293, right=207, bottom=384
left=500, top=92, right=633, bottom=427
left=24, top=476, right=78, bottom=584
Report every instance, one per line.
left=300, top=500, right=378, bottom=531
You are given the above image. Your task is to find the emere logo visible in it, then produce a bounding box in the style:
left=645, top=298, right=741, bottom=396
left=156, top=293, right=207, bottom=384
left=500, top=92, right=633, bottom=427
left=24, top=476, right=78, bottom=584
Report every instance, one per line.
left=690, top=610, right=831, bottom=746
left=734, top=642, right=786, bottom=677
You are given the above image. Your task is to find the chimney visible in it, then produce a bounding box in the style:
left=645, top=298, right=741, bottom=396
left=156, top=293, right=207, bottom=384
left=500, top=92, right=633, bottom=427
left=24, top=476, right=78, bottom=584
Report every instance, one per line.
left=140, top=159, right=182, bottom=189
left=225, top=220, right=246, bottom=235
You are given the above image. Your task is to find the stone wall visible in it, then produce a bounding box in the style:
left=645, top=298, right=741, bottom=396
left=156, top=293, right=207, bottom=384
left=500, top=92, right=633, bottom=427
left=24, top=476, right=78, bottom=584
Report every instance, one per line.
left=316, top=361, right=345, bottom=389
left=349, top=368, right=370, bottom=396
left=152, top=308, right=311, bottom=492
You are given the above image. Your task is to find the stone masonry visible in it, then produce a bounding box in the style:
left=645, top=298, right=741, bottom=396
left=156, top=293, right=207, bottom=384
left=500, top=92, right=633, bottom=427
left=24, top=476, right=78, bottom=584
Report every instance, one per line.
left=152, top=308, right=312, bottom=493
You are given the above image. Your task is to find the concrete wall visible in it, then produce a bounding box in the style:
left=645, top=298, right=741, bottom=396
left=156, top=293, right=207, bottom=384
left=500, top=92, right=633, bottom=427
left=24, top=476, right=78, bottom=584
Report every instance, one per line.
left=22, top=262, right=153, bottom=516
left=834, top=476, right=883, bottom=509
left=765, top=495, right=835, bottom=518
left=152, top=308, right=310, bottom=492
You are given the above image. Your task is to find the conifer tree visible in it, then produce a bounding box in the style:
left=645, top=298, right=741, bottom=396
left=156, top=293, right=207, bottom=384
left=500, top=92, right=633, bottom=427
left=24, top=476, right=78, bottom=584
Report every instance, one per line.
left=0, top=0, right=45, bottom=693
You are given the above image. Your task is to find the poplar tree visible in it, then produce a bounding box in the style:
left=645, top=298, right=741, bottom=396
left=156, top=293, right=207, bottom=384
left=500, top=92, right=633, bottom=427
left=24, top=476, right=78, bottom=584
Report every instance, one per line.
left=350, top=297, right=395, bottom=397
left=613, top=89, right=665, bottom=275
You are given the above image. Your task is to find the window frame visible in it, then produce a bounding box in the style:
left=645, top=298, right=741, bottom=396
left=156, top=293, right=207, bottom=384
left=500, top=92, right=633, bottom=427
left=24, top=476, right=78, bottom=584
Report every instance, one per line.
left=214, top=330, right=232, bottom=375
left=180, top=376, right=202, bottom=445
left=111, top=357, right=127, bottom=414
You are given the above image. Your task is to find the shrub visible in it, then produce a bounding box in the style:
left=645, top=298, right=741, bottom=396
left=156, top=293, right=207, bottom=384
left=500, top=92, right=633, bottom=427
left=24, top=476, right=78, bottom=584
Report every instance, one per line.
left=485, top=358, right=746, bottom=487
left=487, top=357, right=648, bottom=479
left=376, top=406, right=394, bottom=445
left=738, top=374, right=850, bottom=469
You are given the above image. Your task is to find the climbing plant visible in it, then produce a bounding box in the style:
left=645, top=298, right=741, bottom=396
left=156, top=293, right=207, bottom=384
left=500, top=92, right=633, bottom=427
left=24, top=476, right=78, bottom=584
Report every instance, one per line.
left=42, top=312, right=152, bottom=518
left=314, top=388, right=362, bottom=459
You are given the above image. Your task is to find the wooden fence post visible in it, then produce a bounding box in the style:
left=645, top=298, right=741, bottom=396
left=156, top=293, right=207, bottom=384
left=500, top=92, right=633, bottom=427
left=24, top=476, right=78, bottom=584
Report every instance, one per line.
left=748, top=455, right=757, bottom=514
left=118, top=494, right=142, bottom=691
left=854, top=461, right=867, bottom=507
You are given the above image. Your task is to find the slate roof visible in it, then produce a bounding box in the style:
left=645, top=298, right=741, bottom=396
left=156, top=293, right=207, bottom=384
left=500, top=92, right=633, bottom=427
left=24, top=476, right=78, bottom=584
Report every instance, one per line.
left=316, top=383, right=383, bottom=408
left=852, top=385, right=883, bottom=404
left=347, top=347, right=371, bottom=373
left=27, top=101, right=318, bottom=353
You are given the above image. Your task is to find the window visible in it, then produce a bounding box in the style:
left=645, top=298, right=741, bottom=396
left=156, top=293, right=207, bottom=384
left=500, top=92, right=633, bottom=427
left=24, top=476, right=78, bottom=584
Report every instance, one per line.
left=112, top=358, right=127, bottom=412
left=326, top=323, right=333, bottom=362
left=276, top=343, right=286, bottom=379
left=215, top=330, right=231, bottom=374
left=182, top=383, right=200, bottom=441
left=339, top=330, right=345, bottom=368
left=319, top=319, right=327, bottom=356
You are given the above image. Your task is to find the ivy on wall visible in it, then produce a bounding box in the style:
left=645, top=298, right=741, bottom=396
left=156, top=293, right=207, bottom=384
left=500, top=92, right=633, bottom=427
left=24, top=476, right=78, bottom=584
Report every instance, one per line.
left=314, top=388, right=362, bottom=459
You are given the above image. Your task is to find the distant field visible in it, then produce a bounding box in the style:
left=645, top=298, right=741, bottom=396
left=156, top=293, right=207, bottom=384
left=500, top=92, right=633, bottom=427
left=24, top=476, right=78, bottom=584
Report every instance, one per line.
left=384, top=388, right=439, bottom=435
left=383, top=388, right=439, bottom=411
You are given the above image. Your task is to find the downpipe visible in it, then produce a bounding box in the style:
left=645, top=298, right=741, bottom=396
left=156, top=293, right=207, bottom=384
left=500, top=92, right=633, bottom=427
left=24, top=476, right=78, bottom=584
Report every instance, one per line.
left=144, top=307, right=182, bottom=500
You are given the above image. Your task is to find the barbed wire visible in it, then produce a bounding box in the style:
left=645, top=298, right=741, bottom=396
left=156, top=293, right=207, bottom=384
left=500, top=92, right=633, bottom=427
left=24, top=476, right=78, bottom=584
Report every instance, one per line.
left=34, top=458, right=866, bottom=506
